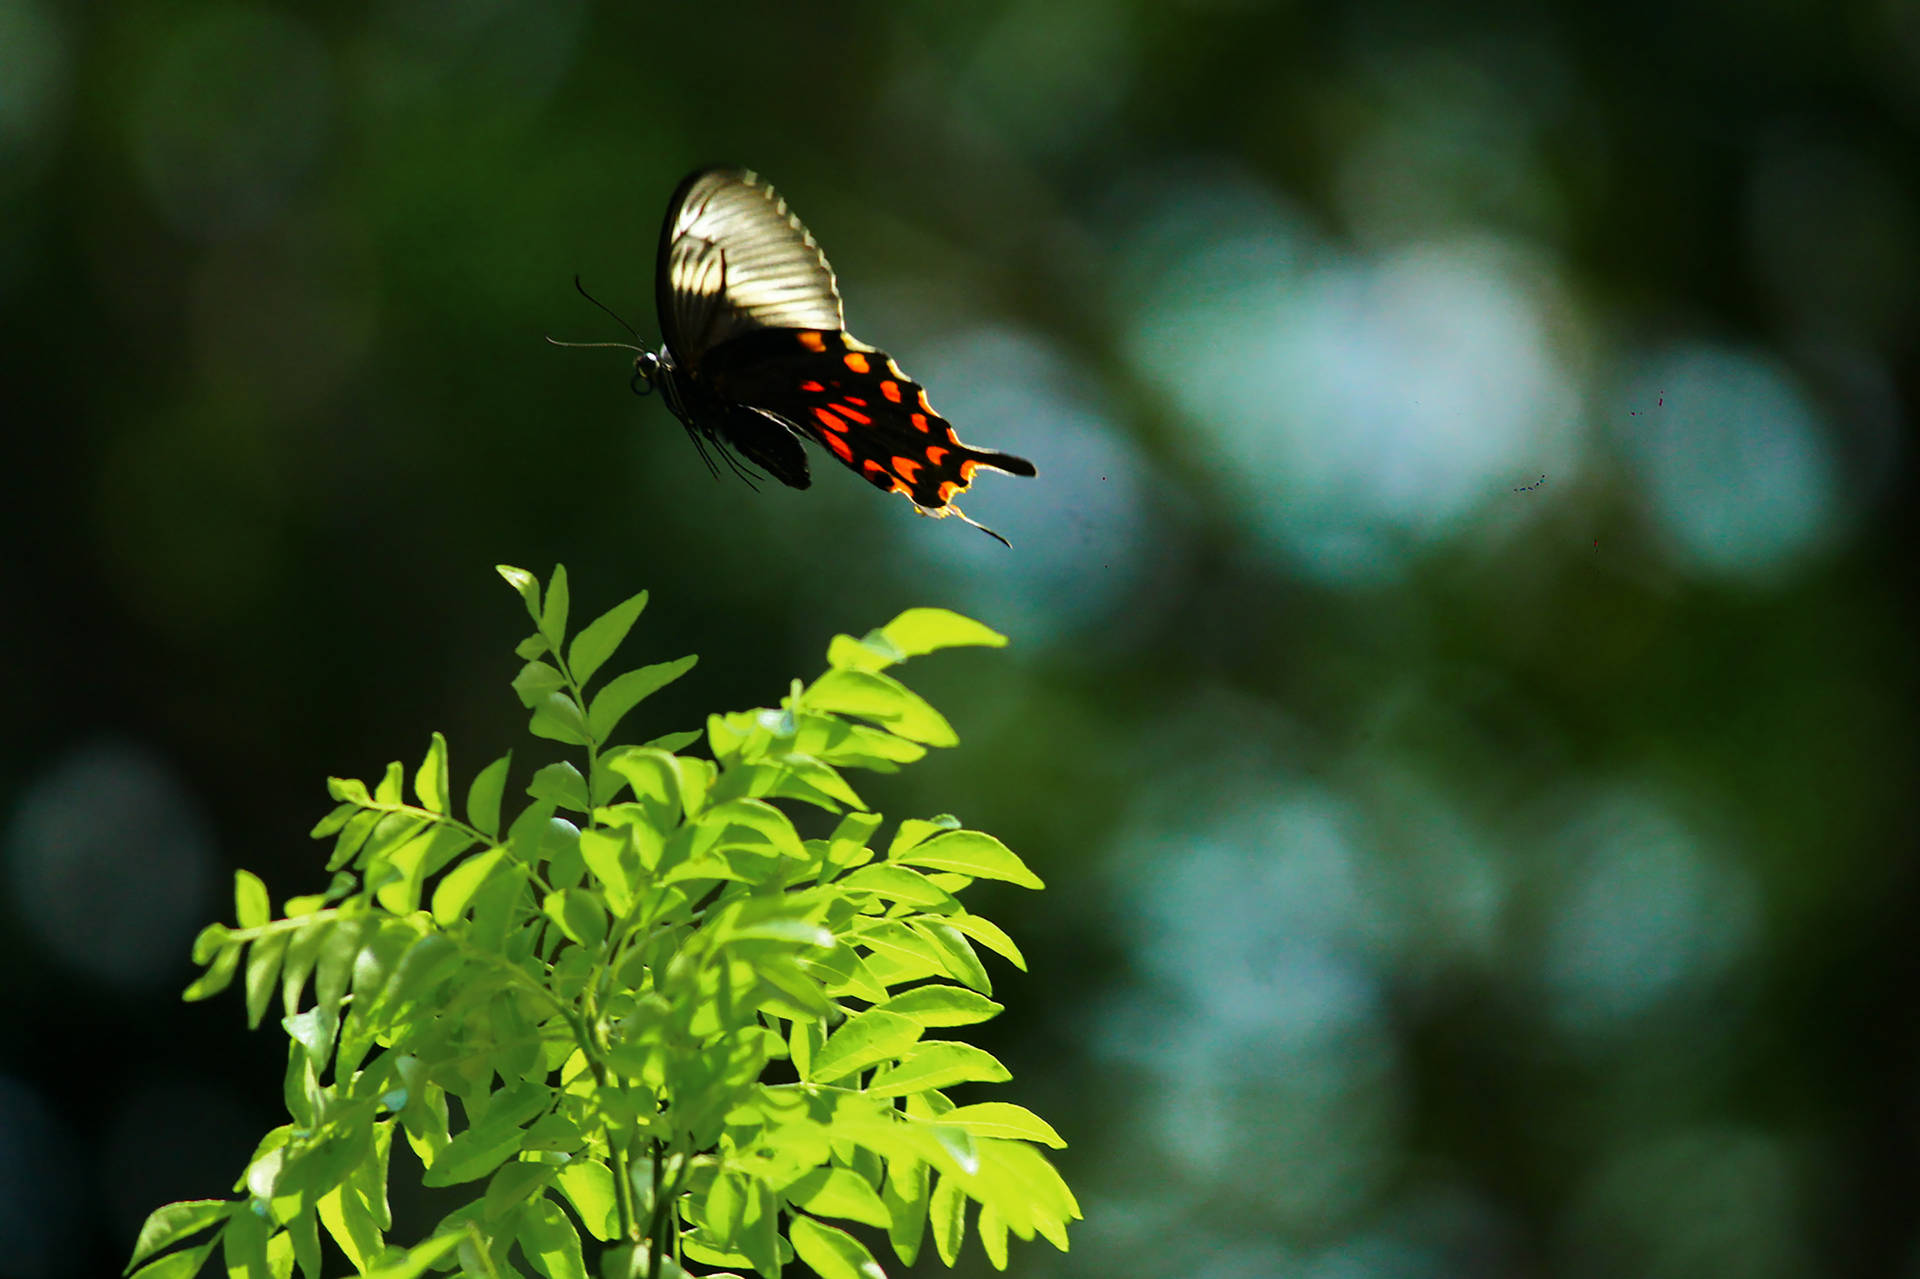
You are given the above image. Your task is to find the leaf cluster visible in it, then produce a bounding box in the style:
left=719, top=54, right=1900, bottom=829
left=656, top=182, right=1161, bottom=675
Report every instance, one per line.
left=129, top=566, right=1076, bottom=1279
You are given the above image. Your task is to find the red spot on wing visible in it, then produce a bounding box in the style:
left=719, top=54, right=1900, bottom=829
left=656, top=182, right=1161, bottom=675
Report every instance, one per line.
left=799, top=380, right=825, bottom=393
left=880, top=381, right=902, bottom=403
left=835, top=403, right=873, bottom=425
left=822, top=431, right=853, bottom=462
left=924, top=445, right=949, bottom=467
left=910, top=412, right=929, bottom=432
left=892, top=456, right=923, bottom=484
left=812, top=406, right=848, bottom=432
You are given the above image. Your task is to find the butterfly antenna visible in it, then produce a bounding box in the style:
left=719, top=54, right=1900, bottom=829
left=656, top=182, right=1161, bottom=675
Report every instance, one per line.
left=571, top=274, right=644, bottom=342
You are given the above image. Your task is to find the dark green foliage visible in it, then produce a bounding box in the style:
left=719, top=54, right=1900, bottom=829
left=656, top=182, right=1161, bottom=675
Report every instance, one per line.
left=129, top=566, right=1075, bottom=1279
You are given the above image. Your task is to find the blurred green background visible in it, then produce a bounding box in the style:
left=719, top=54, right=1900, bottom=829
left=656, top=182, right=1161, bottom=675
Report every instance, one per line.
left=4, top=0, right=1917, bottom=1275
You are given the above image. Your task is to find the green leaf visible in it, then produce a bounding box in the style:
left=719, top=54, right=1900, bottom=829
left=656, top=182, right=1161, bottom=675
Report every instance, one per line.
left=317, top=1181, right=380, bottom=1272
left=308, top=802, right=357, bottom=839
left=540, top=563, right=571, bottom=652
left=567, top=589, right=648, bottom=688
left=528, top=762, right=590, bottom=813
left=466, top=753, right=512, bottom=839
left=553, top=1162, right=617, bottom=1242
left=516, top=1196, right=588, bottom=1279
left=431, top=848, right=509, bottom=925
left=885, top=816, right=959, bottom=859
left=127, top=1199, right=232, bottom=1273
left=803, top=670, right=956, bottom=747
left=512, top=660, right=567, bottom=709
left=944, top=913, right=1027, bottom=970
left=979, top=1201, right=1009, bottom=1270
left=835, top=865, right=958, bottom=911
left=824, top=630, right=905, bottom=673
left=576, top=829, right=636, bottom=916
left=327, top=776, right=372, bottom=806
left=700, top=798, right=807, bottom=861
left=361, top=1230, right=466, bottom=1279
left=183, top=938, right=242, bottom=1002
left=866, top=1043, right=1010, bottom=1097
left=879, top=608, right=1006, bottom=657
left=808, top=1010, right=922, bottom=1084
left=640, top=729, right=702, bottom=753
left=497, top=564, right=542, bottom=623
left=586, top=655, right=698, bottom=742
left=929, top=1175, right=965, bottom=1267
left=243, top=932, right=289, bottom=1029
left=424, top=1084, right=550, bottom=1186
left=787, top=1217, right=885, bottom=1279
left=882, top=1160, right=929, bottom=1267
left=938, top=1103, right=1065, bottom=1147
left=128, top=1237, right=218, bottom=1279
left=375, top=760, right=406, bottom=805
left=874, top=987, right=1003, bottom=1028
left=787, top=1168, right=891, bottom=1229
left=542, top=889, right=607, bottom=949
left=234, top=870, right=270, bottom=929
left=891, top=831, right=1042, bottom=889
left=909, top=920, right=991, bottom=994
left=414, top=732, right=450, bottom=814
left=530, top=692, right=591, bottom=746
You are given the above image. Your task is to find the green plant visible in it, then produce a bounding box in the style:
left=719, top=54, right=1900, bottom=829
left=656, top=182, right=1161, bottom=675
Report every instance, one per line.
left=126, top=565, right=1077, bottom=1279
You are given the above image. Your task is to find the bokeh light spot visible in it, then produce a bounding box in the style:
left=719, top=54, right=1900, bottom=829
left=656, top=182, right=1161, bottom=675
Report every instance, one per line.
left=3, top=737, right=216, bottom=989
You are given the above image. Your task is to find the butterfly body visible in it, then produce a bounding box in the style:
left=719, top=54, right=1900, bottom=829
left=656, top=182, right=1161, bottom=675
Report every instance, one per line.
left=629, top=167, right=1035, bottom=541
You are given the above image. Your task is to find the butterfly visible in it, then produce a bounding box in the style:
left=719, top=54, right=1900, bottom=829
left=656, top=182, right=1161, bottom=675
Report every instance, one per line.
left=568, top=167, right=1036, bottom=544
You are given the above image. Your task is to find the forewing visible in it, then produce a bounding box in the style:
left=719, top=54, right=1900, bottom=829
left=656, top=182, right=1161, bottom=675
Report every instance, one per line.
left=656, top=168, right=845, bottom=372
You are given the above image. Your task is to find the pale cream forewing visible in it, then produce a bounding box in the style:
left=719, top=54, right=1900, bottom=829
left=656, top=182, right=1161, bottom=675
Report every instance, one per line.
left=660, top=169, right=845, bottom=371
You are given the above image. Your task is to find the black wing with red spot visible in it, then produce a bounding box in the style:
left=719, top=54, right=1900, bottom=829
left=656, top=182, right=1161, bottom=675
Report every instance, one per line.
left=704, top=327, right=1035, bottom=514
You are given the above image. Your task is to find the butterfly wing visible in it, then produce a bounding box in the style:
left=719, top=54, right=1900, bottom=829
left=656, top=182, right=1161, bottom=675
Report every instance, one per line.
left=656, top=168, right=845, bottom=373
left=704, top=327, right=1036, bottom=513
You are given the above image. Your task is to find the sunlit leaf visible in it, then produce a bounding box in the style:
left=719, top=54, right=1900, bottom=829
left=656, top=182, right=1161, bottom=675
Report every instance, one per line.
left=586, top=655, right=698, bottom=742
left=567, top=589, right=648, bottom=688
left=877, top=609, right=1006, bottom=657
left=937, top=1103, right=1064, bottom=1147
left=891, top=831, right=1041, bottom=889
left=866, top=1043, right=1010, bottom=1097
left=497, top=565, right=541, bottom=622
left=788, top=1216, right=885, bottom=1279
left=539, top=564, right=570, bottom=652
left=808, top=1010, right=922, bottom=1084
left=414, top=732, right=450, bottom=814
left=465, top=752, right=512, bottom=839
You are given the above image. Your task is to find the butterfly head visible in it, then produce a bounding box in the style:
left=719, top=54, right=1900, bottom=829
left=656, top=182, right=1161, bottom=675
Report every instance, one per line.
left=630, top=348, right=665, bottom=398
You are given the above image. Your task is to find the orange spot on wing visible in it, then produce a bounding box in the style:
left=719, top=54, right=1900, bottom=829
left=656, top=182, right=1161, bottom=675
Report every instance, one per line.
left=880, top=381, right=902, bottom=403
left=924, top=446, right=949, bottom=467
left=812, top=406, right=848, bottom=432
left=910, top=412, right=929, bottom=432
left=936, top=480, right=962, bottom=503
left=892, top=456, right=923, bottom=483
left=843, top=352, right=870, bottom=374
left=799, top=380, right=825, bottom=393
left=798, top=331, right=827, bottom=352
left=835, top=403, right=872, bottom=425
left=844, top=396, right=867, bottom=407
left=822, top=431, right=853, bottom=462
left=959, top=459, right=978, bottom=481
